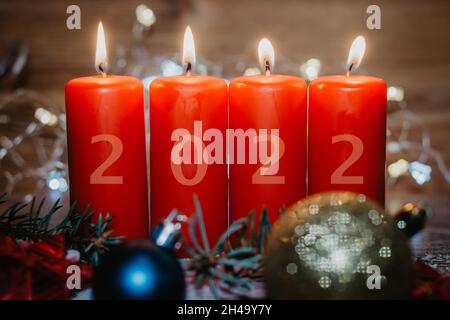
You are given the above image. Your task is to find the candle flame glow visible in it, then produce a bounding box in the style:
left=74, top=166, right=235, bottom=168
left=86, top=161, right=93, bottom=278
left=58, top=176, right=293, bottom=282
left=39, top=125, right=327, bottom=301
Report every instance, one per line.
left=182, top=26, right=196, bottom=68
left=258, top=38, right=274, bottom=75
left=95, top=22, right=108, bottom=76
left=346, top=35, right=366, bottom=73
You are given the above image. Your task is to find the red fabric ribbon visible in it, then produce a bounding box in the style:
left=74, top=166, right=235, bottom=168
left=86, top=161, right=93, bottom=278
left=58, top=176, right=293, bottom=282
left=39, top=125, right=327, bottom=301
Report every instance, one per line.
left=0, top=235, right=92, bottom=300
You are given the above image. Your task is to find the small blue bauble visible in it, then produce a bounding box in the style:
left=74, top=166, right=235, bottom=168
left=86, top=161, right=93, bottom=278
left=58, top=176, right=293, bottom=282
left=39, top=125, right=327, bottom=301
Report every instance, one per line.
left=93, top=241, right=185, bottom=300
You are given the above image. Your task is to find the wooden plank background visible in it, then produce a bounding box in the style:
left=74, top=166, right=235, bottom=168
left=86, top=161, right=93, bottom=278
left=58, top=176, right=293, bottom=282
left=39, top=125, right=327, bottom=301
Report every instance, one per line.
left=0, top=0, right=448, bottom=97
left=0, top=0, right=449, bottom=216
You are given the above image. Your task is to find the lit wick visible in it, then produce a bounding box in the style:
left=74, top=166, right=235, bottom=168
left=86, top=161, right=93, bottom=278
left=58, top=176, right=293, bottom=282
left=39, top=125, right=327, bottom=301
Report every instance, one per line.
left=186, top=62, right=192, bottom=77
left=346, top=63, right=354, bottom=77
left=182, top=26, right=195, bottom=77
left=346, top=35, right=366, bottom=78
left=95, top=22, right=108, bottom=78
left=97, top=62, right=108, bottom=78
left=258, top=38, right=274, bottom=78
left=264, top=60, right=271, bottom=77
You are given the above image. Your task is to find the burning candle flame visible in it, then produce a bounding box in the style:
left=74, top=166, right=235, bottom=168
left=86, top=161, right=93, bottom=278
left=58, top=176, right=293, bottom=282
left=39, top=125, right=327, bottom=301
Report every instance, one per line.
left=258, top=38, right=274, bottom=76
left=95, top=22, right=108, bottom=76
left=346, top=35, right=366, bottom=74
left=182, top=26, right=196, bottom=72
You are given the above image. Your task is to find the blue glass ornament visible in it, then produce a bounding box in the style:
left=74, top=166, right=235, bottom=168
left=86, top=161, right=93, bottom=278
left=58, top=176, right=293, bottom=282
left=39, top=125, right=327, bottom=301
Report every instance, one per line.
left=93, top=212, right=186, bottom=300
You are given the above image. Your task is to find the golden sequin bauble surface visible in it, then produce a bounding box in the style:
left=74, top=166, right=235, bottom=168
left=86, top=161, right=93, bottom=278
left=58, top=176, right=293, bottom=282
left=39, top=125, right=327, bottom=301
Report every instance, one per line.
left=265, top=192, right=414, bottom=299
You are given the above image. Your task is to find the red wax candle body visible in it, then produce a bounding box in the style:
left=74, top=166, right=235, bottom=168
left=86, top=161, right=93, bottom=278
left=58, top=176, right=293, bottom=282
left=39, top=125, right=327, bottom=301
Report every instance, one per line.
left=229, top=75, right=307, bottom=223
left=308, top=75, right=387, bottom=206
left=65, top=76, right=149, bottom=239
left=150, top=75, right=228, bottom=245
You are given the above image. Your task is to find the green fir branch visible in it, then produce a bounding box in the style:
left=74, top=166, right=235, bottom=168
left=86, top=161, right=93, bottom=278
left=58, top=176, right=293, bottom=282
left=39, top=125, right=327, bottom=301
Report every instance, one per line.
left=0, top=193, right=122, bottom=265
left=184, top=195, right=273, bottom=299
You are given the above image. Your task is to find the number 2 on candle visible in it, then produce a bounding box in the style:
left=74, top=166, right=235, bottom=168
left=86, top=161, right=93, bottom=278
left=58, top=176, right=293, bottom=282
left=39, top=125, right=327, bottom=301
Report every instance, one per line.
left=331, top=134, right=364, bottom=184
left=90, top=134, right=124, bottom=184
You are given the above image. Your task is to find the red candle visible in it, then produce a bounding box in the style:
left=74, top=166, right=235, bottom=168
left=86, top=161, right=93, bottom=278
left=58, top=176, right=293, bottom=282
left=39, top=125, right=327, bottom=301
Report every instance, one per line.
left=308, top=36, right=387, bottom=206
left=65, top=23, right=149, bottom=239
left=150, top=27, right=227, bottom=245
left=229, top=38, right=307, bottom=223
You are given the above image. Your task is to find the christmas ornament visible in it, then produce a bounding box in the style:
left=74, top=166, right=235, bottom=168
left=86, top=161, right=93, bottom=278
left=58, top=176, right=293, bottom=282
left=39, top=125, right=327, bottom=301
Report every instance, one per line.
left=93, top=213, right=186, bottom=300
left=265, top=192, right=414, bottom=299
left=394, top=203, right=428, bottom=238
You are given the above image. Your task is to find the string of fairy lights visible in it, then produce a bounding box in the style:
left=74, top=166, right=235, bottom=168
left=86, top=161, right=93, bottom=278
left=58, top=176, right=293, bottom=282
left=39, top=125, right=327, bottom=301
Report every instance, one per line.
left=0, top=4, right=448, bottom=201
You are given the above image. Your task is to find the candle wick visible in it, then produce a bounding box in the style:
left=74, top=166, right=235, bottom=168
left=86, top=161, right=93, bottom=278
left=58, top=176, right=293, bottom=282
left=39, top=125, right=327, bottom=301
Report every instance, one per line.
left=97, top=62, right=108, bottom=78
left=347, top=63, right=354, bottom=77
left=265, top=61, right=271, bottom=77
left=186, top=62, right=192, bottom=76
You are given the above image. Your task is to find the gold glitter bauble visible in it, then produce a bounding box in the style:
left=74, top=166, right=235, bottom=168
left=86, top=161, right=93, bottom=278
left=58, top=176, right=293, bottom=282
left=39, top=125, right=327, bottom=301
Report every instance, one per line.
left=265, top=192, right=414, bottom=299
